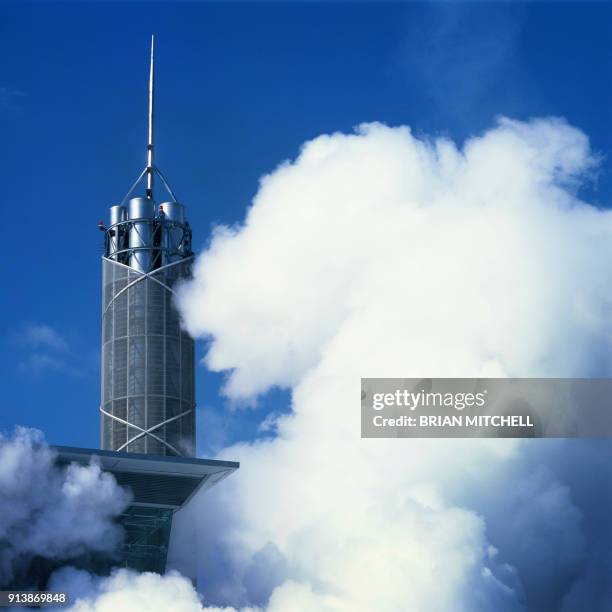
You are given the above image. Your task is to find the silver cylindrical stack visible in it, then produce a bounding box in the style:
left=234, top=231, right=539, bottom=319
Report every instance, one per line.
left=99, top=36, right=196, bottom=458
left=108, top=205, right=127, bottom=261
left=101, top=196, right=195, bottom=457
left=128, top=197, right=156, bottom=272
left=159, top=201, right=185, bottom=265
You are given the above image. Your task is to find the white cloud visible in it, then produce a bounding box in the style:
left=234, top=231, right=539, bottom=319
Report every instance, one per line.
left=17, top=354, right=82, bottom=378
left=174, top=118, right=612, bottom=610
left=20, top=324, right=68, bottom=351
left=12, top=323, right=85, bottom=378
left=0, top=428, right=131, bottom=587
left=49, top=568, right=257, bottom=612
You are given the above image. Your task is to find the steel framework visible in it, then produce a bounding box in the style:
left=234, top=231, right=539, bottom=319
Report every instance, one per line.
left=100, top=256, right=195, bottom=456
left=99, top=36, right=197, bottom=457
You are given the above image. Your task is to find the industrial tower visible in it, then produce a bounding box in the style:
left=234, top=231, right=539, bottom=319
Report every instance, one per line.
left=10, top=39, right=238, bottom=585
left=99, top=36, right=195, bottom=457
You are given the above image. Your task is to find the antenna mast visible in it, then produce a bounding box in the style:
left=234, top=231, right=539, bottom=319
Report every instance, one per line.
left=119, top=35, right=178, bottom=205
left=146, top=35, right=154, bottom=199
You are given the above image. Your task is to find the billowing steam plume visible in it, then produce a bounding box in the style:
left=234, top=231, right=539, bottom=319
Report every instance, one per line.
left=0, top=428, right=130, bottom=588
left=174, top=118, right=612, bottom=611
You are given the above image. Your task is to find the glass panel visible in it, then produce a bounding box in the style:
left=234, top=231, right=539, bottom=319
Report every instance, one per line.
left=116, top=507, right=173, bottom=574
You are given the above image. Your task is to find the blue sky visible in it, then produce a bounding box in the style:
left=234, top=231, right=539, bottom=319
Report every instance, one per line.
left=1, top=1, right=611, bottom=455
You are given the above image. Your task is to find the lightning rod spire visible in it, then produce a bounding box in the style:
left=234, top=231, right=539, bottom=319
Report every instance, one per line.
left=146, top=34, right=154, bottom=199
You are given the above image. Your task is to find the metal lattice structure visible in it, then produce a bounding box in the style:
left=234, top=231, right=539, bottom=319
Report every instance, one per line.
left=98, top=36, right=198, bottom=457
left=100, top=256, right=195, bottom=456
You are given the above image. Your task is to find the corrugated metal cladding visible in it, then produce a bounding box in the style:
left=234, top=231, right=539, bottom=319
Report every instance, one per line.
left=111, top=472, right=203, bottom=507
left=100, top=256, right=195, bottom=456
